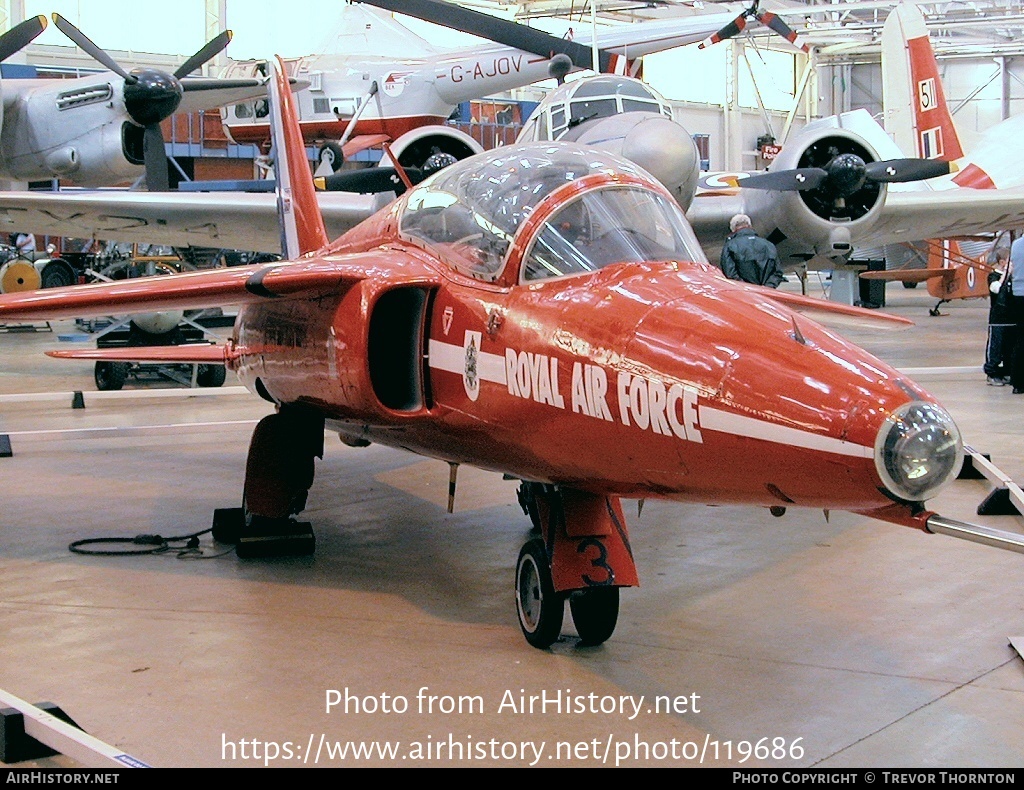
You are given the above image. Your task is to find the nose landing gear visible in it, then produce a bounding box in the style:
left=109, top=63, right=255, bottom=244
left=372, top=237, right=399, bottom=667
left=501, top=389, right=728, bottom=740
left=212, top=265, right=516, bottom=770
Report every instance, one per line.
left=514, top=483, right=636, bottom=649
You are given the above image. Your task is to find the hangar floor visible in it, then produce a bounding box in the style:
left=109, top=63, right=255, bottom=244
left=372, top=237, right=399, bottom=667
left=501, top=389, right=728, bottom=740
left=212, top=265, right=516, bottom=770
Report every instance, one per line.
left=1, top=286, right=1022, bottom=769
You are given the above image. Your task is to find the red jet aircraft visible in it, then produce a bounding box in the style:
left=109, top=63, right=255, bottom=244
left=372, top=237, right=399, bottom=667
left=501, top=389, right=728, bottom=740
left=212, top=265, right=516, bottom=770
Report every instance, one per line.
left=1, top=57, right=1021, bottom=649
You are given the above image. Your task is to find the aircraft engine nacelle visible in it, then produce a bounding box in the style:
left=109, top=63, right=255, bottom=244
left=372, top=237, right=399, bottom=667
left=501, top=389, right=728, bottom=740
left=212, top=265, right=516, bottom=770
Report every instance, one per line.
left=2, top=89, right=142, bottom=185
left=743, top=114, right=900, bottom=263
left=560, top=112, right=701, bottom=212
left=380, top=125, right=483, bottom=171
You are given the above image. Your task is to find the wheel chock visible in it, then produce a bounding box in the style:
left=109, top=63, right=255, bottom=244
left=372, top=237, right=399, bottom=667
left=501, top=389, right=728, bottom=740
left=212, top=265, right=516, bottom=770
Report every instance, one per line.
left=0, top=703, right=79, bottom=764
left=0, top=435, right=11, bottom=458
left=71, top=391, right=85, bottom=409
left=977, top=487, right=1022, bottom=517
left=236, top=518, right=315, bottom=559
left=958, top=453, right=991, bottom=480
left=211, top=507, right=245, bottom=544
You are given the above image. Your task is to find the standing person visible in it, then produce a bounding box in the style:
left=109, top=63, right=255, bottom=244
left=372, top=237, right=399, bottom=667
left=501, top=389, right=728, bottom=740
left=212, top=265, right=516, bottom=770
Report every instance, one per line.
left=1009, top=234, right=1024, bottom=394
left=719, top=214, right=785, bottom=288
left=14, top=232, right=35, bottom=257
left=985, top=247, right=1013, bottom=385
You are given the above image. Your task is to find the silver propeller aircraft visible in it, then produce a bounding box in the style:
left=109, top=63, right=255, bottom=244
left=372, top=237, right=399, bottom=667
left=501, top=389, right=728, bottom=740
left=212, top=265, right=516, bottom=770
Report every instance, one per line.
left=0, top=14, right=268, bottom=189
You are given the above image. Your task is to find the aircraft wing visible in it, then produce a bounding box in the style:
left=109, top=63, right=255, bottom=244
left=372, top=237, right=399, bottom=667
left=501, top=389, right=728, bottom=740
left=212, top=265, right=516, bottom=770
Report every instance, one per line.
left=0, top=255, right=440, bottom=322
left=686, top=184, right=1024, bottom=262
left=859, top=269, right=951, bottom=283
left=856, top=188, right=1024, bottom=248
left=685, top=191, right=743, bottom=255
left=759, top=287, right=913, bottom=330
left=586, top=14, right=739, bottom=57
left=48, top=345, right=227, bottom=363
left=0, top=190, right=385, bottom=254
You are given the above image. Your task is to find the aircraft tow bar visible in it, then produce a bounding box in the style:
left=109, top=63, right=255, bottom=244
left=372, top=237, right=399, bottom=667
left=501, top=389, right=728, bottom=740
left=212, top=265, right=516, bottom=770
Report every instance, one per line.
left=926, top=514, right=1024, bottom=555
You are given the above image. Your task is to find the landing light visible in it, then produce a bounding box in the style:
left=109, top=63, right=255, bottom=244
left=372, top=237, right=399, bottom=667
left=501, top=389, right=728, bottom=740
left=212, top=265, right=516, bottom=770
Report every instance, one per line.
left=874, top=401, right=963, bottom=502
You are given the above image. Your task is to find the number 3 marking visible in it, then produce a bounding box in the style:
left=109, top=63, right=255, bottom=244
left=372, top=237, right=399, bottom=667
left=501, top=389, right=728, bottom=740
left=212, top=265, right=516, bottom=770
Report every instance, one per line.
left=577, top=537, right=615, bottom=586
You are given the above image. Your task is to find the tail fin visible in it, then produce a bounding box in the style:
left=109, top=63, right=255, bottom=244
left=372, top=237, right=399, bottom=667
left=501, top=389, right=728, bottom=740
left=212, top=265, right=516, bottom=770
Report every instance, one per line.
left=881, top=3, right=964, bottom=162
left=924, top=239, right=991, bottom=301
left=268, top=55, right=329, bottom=258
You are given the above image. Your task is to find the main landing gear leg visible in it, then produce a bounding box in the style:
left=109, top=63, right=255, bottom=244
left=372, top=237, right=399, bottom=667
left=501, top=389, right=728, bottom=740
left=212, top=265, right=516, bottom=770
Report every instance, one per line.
left=514, top=483, right=638, bottom=649
left=215, top=406, right=325, bottom=558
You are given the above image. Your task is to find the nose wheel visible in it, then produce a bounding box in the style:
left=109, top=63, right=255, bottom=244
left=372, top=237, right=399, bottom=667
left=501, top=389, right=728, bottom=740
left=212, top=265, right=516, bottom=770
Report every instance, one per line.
left=515, top=538, right=622, bottom=649
left=569, top=587, right=619, bottom=646
left=515, top=539, right=564, bottom=649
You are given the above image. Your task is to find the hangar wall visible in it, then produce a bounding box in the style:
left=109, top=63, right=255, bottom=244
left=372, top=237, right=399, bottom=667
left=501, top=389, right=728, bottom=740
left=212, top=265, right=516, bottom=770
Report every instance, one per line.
left=818, top=55, right=1024, bottom=153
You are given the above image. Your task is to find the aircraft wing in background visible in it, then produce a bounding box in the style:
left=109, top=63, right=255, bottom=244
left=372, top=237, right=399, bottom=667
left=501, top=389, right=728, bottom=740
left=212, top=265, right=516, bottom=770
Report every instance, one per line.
left=0, top=191, right=385, bottom=255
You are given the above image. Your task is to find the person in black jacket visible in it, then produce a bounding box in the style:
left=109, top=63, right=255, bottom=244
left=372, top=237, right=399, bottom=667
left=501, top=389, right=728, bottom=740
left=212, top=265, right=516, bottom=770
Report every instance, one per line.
left=984, top=247, right=1013, bottom=386
left=719, top=214, right=785, bottom=288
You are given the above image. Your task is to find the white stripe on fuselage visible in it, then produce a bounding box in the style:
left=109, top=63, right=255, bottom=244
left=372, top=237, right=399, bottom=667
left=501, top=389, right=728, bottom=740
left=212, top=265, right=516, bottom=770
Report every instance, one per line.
left=428, top=339, right=507, bottom=384
left=427, top=338, right=873, bottom=459
left=698, top=406, right=874, bottom=459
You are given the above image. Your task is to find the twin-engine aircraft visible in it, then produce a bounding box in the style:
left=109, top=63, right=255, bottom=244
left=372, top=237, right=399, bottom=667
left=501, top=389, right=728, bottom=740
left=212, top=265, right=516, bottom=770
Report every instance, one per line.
left=1, top=57, right=1021, bottom=649
left=0, top=14, right=268, bottom=189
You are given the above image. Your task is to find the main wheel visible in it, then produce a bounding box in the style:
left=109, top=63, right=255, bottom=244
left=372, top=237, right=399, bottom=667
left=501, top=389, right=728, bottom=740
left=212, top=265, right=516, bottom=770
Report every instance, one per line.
left=196, top=364, right=227, bottom=387
left=569, top=587, right=619, bottom=646
left=515, top=539, right=563, bottom=649
left=95, top=361, right=129, bottom=391
left=317, top=141, right=345, bottom=174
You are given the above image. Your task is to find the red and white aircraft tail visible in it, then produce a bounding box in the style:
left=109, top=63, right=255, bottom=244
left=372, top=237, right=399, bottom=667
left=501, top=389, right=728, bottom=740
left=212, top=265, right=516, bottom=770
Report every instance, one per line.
left=267, top=55, right=330, bottom=258
left=881, top=2, right=1009, bottom=189
left=881, top=2, right=964, bottom=163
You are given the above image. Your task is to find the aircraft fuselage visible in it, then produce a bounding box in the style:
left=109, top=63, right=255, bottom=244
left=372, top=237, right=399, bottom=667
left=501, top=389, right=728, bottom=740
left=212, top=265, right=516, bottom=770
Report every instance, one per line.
left=229, top=246, right=931, bottom=516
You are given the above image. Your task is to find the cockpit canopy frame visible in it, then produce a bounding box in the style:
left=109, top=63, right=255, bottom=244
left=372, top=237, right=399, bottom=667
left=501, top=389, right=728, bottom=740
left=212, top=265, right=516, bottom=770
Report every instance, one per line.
left=397, top=142, right=706, bottom=286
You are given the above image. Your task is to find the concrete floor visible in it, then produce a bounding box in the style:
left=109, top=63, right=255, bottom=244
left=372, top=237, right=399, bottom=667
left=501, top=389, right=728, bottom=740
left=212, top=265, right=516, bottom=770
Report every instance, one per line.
left=0, top=285, right=1022, bottom=768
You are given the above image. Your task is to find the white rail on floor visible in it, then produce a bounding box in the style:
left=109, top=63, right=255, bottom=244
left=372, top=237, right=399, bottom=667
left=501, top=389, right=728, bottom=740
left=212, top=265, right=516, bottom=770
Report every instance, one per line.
left=0, top=687, right=149, bottom=768
left=964, top=445, right=1024, bottom=516
left=0, top=386, right=249, bottom=405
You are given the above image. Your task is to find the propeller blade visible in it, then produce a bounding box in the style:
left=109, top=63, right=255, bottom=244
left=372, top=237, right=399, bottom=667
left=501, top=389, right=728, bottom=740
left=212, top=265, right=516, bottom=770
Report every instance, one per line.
left=698, top=14, right=747, bottom=49
left=314, top=167, right=425, bottom=195
left=0, top=15, right=47, bottom=63
left=736, top=168, right=828, bottom=192
left=864, top=158, right=954, bottom=183
left=51, top=13, right=132, bottom=82
left=143, top=124, right=170, bottom=191
left=360, top=0, right=613, bottom=73
left=174, top=30, right=233, bottom=79
left=698, top=4, right=810, bottom=53
left=753, top=11, right=810, bottom=53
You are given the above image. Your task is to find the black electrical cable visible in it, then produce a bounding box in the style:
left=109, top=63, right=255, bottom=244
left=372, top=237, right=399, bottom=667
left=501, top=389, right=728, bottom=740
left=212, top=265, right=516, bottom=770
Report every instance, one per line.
left=68, top=527, right=232, bottom=559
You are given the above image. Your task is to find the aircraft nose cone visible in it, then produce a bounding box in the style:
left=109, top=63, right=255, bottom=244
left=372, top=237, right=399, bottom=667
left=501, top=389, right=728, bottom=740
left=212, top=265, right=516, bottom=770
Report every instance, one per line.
left=627, top=265, right=962, bottom=509
left=621, top=116, right=701, bottom=208
left=874, top=401, right=962, bottom=502
left=124, top=67, right=184, bottom=126
left=567, top=113, right=700, bottom=210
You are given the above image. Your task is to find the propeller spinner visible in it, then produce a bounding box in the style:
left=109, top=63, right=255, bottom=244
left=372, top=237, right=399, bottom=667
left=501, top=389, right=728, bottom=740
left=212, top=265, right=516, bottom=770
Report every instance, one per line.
left=52, top=14, right=234, bottom=191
